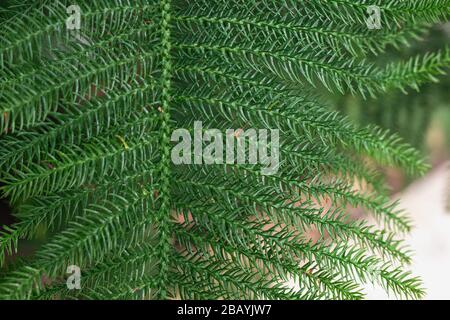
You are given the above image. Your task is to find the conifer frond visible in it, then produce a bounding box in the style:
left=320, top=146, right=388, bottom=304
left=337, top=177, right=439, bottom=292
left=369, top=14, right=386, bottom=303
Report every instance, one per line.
left=0, top=0, right=448, bottom=300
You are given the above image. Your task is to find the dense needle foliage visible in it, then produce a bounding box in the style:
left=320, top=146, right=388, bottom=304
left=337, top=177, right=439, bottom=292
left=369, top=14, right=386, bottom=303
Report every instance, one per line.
left=0, top=0, right=449, bottom=300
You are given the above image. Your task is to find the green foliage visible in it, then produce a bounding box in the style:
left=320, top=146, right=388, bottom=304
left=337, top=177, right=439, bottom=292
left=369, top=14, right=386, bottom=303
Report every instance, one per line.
left=334, top=24, right=450, bottom=148
left=0, top=0, right=449, bottom=300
